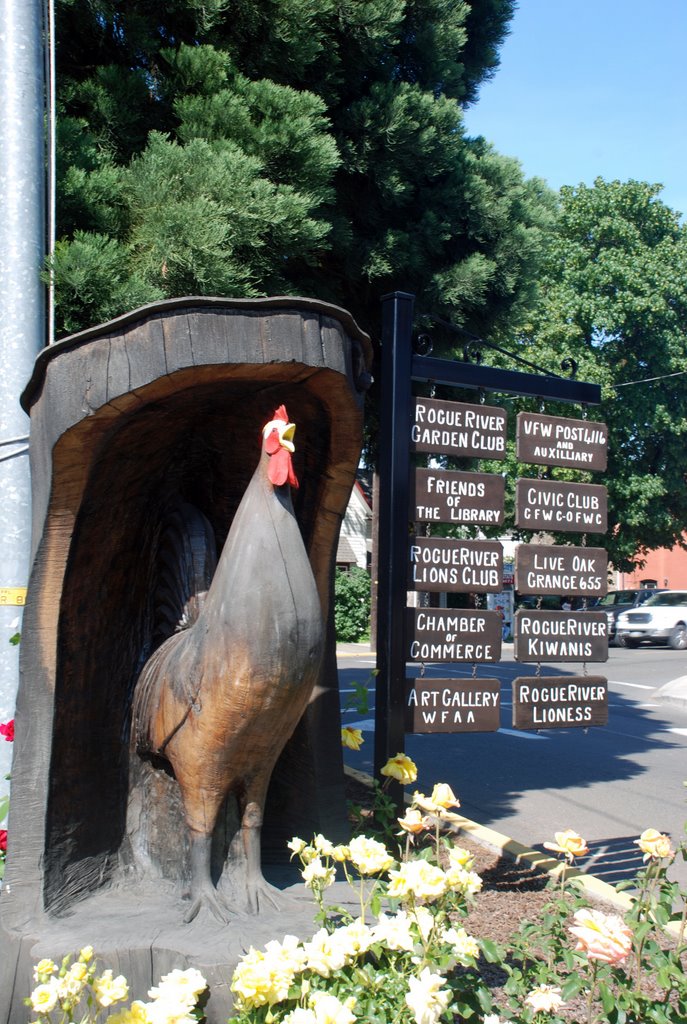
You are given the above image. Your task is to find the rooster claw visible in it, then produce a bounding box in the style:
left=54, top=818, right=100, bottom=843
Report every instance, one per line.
left=183, top=886, right=231, bottom=924
left=245, top=878, right=282, bottom=915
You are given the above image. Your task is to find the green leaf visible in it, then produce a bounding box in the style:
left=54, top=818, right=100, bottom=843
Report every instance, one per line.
left=478, top=938, right=502, bottom=964
left=561, top=974, right=583, bottom=1000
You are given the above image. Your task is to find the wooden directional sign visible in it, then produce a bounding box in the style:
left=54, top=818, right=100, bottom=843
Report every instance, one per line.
left=411, top=398, right=507, bottom=458
left=517, top=413, right=608, bottom=471
left=514, top=611, right=608, bottom=662
left=515, top=479, right=608, bottom=533
left=406, top=678, right=501, bottom=733
left=512, top=676, right=608, bottom=730
left=515, top=544, right=608, bottom=597
left=407, top=607, right=502, bottom=662
left=409, top=537, right=503, bottom=592
left=411, top=468, right=505, bottom=526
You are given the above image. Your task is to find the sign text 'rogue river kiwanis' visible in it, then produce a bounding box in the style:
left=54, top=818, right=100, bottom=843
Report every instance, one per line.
left=514, top=611, right=608, bottom=663
left=411, top=397, right=507, bottom=457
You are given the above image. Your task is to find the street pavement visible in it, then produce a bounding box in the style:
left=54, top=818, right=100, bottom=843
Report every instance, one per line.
left=337, top=641, right=687, bottom=889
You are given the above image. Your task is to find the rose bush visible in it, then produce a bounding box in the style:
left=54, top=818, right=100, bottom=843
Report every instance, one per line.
left=26, top=948, right=206, bottom=1024
left=229, top=756, right=687, bottom=1024
left=0, top=716, right=13, bottom=879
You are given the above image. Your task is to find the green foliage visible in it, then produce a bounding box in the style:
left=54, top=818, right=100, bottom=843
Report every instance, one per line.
left=519, top=179, right=687, bottom=567
left=334, top=567, right=371, bottom=643
left=53, top=0, right=553, bottom=346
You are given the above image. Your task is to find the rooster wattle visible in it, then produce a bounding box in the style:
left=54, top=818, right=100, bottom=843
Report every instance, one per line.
left=132, top=405, right=324, bottom=922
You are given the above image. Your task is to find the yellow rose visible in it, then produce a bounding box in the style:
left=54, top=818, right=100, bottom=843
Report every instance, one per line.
left=635, top=828, right=674, bottom=861
left=32, top=960, right=57, bottom=982
left=543, top=829, right=589, bottom=863
left=94, top=969, right=129, bottom=1007
left=380, top=753, right=418, bottom=785
left=413, top=784, right=460, bottom=815
left=525, top=985, right=564, bottom=1014
left=30, top=982, right=59, bottom=1014
left=348, top=835, right=394, bottom=875
left=387, top=859, right=447, bottom=901
left=341, top=727, right=363, bottom=750
left=397, top=808, right=429, bottom=835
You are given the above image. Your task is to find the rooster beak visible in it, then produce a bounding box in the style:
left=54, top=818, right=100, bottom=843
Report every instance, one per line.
left=280, top=422, right=296, bottom=453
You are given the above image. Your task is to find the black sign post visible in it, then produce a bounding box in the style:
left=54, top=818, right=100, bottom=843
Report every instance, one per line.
left=374, top=292, right=603, bottom=779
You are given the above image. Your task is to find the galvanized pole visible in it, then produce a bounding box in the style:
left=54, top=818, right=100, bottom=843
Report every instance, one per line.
left=0, top=0, right=47, bottom=789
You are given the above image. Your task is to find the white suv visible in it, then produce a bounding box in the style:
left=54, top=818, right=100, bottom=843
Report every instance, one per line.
left=616, top=591, right=687, bottom=649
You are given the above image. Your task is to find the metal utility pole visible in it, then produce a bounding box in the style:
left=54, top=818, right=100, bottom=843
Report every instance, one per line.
left=0, top=0, right=47, bottom=784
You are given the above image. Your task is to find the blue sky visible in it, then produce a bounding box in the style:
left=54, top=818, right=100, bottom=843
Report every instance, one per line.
left=462, top=1, right=687, bottom=218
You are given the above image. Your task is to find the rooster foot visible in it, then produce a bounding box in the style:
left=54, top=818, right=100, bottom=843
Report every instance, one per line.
left=244, top=875, right=282, bottom=915
left=183, top=883, right=231, bottom=924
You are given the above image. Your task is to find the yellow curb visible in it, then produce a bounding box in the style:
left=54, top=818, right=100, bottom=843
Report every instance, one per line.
left=343, top=766, right=683, bottom=940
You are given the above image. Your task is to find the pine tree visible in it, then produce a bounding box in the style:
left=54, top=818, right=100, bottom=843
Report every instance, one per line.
left=54, top=0, right=554, bottom=340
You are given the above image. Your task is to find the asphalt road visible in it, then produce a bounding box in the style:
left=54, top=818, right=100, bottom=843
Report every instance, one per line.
left=337, top=642, right=687, bottom=888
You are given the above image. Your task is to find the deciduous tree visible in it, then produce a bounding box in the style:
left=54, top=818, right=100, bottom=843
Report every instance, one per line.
left=518, top=179, right=687, bottom=567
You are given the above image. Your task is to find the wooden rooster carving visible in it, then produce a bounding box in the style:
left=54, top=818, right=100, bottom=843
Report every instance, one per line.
left=132, top=406, right=324, bottom=922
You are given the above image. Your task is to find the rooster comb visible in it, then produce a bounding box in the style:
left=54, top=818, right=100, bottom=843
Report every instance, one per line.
left=271, top=404, right=289, bottom=423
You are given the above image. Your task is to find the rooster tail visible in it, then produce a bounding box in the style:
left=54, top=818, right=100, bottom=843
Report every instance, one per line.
left=152, top=500, right=218, bottom=647
left=133, top=501, right=218, bottom=753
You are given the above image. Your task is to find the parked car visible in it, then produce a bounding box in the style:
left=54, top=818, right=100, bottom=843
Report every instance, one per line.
left=596, top=588, right=665, bottom=646
left=616, top=591, right=687, bottom=649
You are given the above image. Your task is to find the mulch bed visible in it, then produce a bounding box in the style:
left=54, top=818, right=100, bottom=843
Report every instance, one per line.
left=344, top=770, right=687, bottom=1021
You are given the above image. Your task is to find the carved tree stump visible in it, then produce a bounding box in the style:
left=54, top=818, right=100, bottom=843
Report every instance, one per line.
left=0, top=297, right=372, bottom=1024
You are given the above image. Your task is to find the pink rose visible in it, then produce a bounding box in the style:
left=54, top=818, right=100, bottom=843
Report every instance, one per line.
left=569, top=908, right=633, bottom=965
left=0, top=829, right=7, bottom=853
left=0, top=719, right=13, bottom=742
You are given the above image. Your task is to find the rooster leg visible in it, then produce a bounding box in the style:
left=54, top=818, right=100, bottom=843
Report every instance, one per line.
left=241, top=799, right=281, bottom=913
left=184, top=830, right=229, bottom=924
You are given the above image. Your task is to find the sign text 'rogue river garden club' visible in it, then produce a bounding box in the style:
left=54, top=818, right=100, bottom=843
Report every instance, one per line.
left=404, top=393, right=610, bottom=735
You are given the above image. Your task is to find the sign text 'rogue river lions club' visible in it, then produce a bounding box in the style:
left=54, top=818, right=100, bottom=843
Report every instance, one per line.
left=514, top=611, right=608, bottom=663
left=406, top=678, right=501, bottom=733
left=515, top=544, right=608, bottom=597
left=512, top=677, right=608, bottom=730
left=409, top=537, right=503, bottom=592
left=515, top=479, right=608, bottom=533
left=516, top=412, right=608, bottom=471
left=410, top=397, right=507, bottom=458
left=411, top=468, right=505, bottom=526
left=406, top=607, right=502, bottom=663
